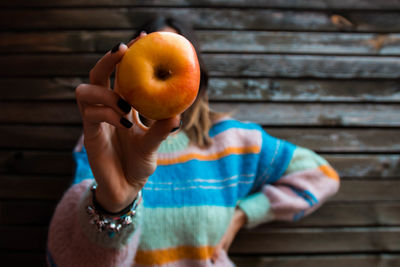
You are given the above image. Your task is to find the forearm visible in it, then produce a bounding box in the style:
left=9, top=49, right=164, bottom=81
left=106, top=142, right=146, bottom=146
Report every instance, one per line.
left=47, top=179, right=142, bottom=266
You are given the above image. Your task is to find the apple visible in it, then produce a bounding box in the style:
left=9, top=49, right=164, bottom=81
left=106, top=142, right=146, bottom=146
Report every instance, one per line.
left=115, top=32, right=201, bottom=120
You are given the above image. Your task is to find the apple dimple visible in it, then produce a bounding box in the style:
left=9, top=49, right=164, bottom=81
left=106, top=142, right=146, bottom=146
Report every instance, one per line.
left=154, top=65, right=172, bottom=80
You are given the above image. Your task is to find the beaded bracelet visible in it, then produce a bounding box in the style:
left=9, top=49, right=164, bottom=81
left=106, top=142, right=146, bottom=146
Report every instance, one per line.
left=86, top=184, right=142, bottom=236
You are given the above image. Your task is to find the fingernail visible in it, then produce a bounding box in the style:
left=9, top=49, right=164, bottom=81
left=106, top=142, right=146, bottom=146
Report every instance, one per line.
left=111, top=42, right=123, bottom=53
left=120, top=117, right=133, bottom=128
left=170, top=120, right=182, bottom=133
left=117, top=98, right=131, bottom=113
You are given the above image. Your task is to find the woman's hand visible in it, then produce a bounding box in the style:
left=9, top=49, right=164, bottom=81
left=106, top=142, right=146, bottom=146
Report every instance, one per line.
left=211, top=208, right=248, bottom=263
left=75, top=34, right=180, bottom=213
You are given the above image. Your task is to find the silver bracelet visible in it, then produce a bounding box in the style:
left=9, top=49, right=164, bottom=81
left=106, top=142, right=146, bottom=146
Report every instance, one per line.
left=86, top=184, right=142, bottom=236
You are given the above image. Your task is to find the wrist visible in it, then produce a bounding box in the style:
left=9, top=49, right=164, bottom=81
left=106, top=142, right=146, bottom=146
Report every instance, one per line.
left=86, top=185, right=142, bottom=234
left=234, top=207, right=248, bottom=229
left=95, top=184, right=140, bottom=213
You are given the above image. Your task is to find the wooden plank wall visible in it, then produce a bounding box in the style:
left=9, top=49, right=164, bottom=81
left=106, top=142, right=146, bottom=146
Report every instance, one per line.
left=1, top=0, right=400, bottom=266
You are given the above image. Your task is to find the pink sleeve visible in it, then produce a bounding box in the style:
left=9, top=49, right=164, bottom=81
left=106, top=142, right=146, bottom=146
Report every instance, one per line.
left=238, top=146, right=340, bottom=228
left=264, top=147, right=340, bottom=222
left=47, top=179, right=142, bottom=267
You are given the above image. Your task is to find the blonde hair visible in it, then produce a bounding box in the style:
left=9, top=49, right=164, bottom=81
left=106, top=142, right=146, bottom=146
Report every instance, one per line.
left=181, top=90, right=223, bottom=148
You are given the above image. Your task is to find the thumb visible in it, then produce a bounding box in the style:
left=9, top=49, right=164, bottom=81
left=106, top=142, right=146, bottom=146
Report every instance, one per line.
left=211, top=246, right=222, bottom=264
left=141, top=116, right=181, bottom=152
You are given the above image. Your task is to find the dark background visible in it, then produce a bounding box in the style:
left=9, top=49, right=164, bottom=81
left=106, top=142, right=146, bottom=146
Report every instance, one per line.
left=0, top=0, right=400, bottom=266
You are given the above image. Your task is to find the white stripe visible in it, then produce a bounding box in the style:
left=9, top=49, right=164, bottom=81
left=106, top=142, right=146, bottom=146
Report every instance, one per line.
left=144, top=180, right=254, bottom=191
left=146, top=173, right=255, bottom=186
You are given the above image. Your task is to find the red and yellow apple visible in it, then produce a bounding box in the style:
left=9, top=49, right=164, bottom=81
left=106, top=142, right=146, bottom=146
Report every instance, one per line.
left=116, top=32, right=200, bottom=120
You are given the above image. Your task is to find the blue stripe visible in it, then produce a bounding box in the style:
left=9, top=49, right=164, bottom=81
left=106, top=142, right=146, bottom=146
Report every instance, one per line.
left=289, top=186, right=318, bottom=207
left=73, top=147, right=94, bottom=184
left=293, top=210, right=305, bottom=221
left=252, top=131, right=296, bottom=192
left=303, top=189, right=319, bottom=205
left=144, top=154, right=260, bottom=208
left=209, top=119, right=262, bottom=138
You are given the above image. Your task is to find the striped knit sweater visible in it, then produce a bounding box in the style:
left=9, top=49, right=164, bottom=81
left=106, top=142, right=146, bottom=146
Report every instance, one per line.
left=47, top=118, right=340, bottom=267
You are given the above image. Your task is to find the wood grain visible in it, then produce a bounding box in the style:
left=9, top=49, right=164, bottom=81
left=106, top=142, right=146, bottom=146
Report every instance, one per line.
left=231, top=254, right=400, bottom=267
left=1, top=78, right=399, bottom=102
left=2, top=31, right=400, bottom=55
left=2, top=102, right=400, bottom=127
left=230, top=227, right=400, bottom=253
left=2, top=252, right=400, bottom=267
left=0, top=151, right=74, bottom=175
left=1, top=175, right=399, bottom=201
left=1, top=0, right=399, bottom=262
left=2, top=225, right=400, bottom=252
left=2, top=252, right=47, bottom=267
left=2, top=0, right=400, bottom=10
left=1, top=151, right=396, bottom=178
left=2, top=200, right=400, bottom=227
left=1, top=8, right=400, bottom=32
left=0, top=176, right=71, bottom=199
left=208, top=78, right=400, bottom=102
left=0, top=200, right=57, bottom=225
left=2, top=54, right=400, bottom=78
left=1, top=125, right=400, bottom=153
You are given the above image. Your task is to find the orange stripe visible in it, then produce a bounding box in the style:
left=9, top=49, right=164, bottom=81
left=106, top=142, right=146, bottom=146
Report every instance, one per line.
left=135, top=245, right=214, bottom=265
left=157, top=146, right=261, bottom=165
left=319, top=165, right=340, bottom=181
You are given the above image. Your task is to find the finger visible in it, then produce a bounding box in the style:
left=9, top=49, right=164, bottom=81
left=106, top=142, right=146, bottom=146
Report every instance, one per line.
left=211, top=246, right=222, bottom=263
left=127, top=31, right=147, bottom=47
left=83, top=105, right=133, bottom=134
left=89, top=42, right=128, bottom=87
left=75, top=83, right=131, bottom=115
left=141, top=115, right=181, bottom=152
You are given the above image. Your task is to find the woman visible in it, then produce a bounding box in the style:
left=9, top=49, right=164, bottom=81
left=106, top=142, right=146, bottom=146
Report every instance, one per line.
left=47, top=16, right=340, bottom=266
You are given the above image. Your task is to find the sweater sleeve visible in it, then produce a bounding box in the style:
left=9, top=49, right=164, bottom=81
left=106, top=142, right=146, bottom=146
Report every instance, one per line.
left=47, top=179, right=142, bottom=267
left=238, top=130, right=340, bottom=228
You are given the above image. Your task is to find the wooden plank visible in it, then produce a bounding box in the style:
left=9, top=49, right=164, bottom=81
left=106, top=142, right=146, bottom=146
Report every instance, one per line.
left=0, top=151, right=74, bottom=175
left=0, top=226, right=48, bottom=250
left=2, top=0, right=400, bottom=10
left=289, top=202, right=400, bottom=227
left=0, top=200, right=57, bottom=225
left=230, top=227, right=400, bottom=253
left=266, top=128, right=400, bottom=153
left=2, top=54, right=400, bottom=79
left=328, top=155, right=400, bottom=179
left=0, top=102, right=81, bottom=125
left=2, top=78, right=400, bottom=103
left=2, top=253, right=400, bottom=267
left=200, top=31, right=400, bottom=55
left=0, top=150, right=399, bottom=178
left=2, top=201, right=400, bottom=227
left=2, top=252, right=46, bottom=267
left=2, top=125, right=400, bottom=153
left=2, top=225, right=400, bottom=252
left=212, top=103, right=400, bottom=127
left=0, top=125, right=82, bottom=150
left=1, top=175, right=399, bottom=201
left=2, top=31, right=400, bottom=55
left=205, top=54, right=400, bottom=79
left=332, top=180, right=400, bottom=202
left=1, top=8, right=400, bottom=32
left=208, top=78, right=400, bottom=102
left=2, top=102, right=400, bottom=127
left=0, top=78, right=81, bottom=100
left=231, top=254, right=400, bottom=267
left=0, top=176, right=71, bottom=199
